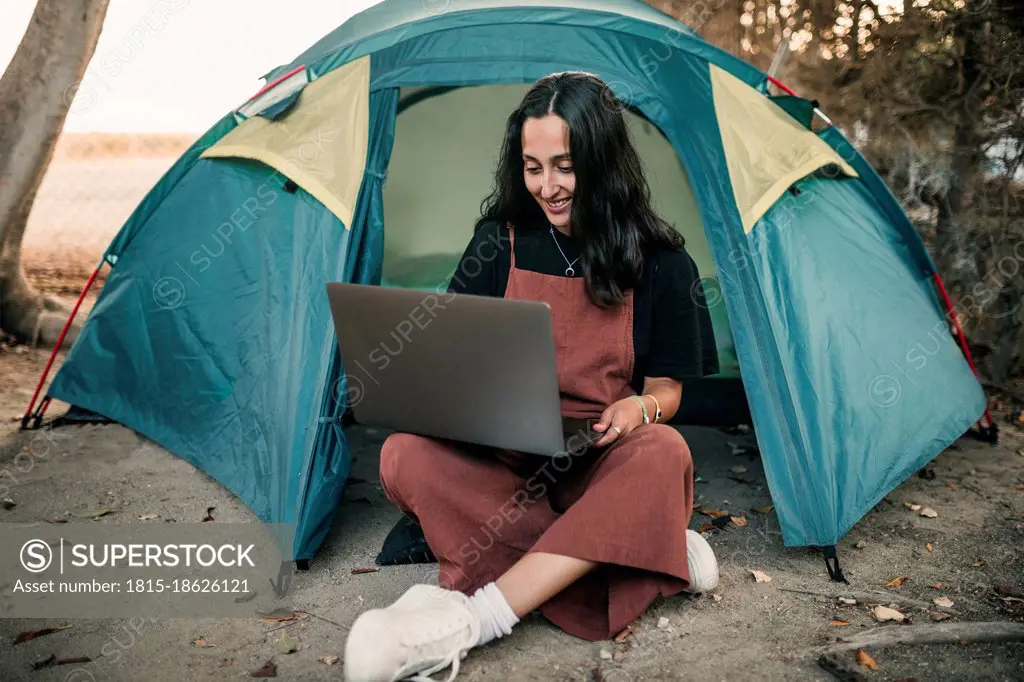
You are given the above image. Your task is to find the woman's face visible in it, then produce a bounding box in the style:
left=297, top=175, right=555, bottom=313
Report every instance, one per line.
left=522, top=114, right=576, bottom=228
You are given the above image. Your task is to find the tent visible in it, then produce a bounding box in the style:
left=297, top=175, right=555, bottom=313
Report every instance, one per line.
left=27, top=0, right=991, bottom=572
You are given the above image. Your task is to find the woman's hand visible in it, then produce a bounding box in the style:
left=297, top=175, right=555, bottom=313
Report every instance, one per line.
left=591, top=397, right=645, bottom=447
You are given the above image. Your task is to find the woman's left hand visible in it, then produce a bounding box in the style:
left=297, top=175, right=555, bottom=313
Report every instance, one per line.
left=591, top=397, right=645, bottom=447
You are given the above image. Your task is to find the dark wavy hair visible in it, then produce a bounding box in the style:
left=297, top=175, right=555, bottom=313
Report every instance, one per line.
left=475, top=71, right=684, bottom=307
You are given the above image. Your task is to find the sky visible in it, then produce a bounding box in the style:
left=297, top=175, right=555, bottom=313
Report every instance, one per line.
left=0, top=0, right=384, bottom=132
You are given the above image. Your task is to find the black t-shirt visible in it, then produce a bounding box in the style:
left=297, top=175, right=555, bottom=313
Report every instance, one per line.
left=447, top=220, right=719, bottom=391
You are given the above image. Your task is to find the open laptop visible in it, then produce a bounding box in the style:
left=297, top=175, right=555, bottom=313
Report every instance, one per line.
left=325, top=283, right=598, bottom=456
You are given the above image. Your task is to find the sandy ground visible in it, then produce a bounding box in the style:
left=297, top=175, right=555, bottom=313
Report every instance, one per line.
left=1, top=345, right=1023, bottom=681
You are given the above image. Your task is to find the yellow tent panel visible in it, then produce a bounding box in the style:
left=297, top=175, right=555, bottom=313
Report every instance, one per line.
left=710, top=64, right=858, bottom=234
left=201, top=56, right=371, bottom=229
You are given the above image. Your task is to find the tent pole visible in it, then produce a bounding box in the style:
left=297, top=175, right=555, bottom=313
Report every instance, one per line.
left=21, top=259, right=105, bottom=430
left=932, top=273, right=998, bottom=441
left=765, top=75, right=833, bottom=127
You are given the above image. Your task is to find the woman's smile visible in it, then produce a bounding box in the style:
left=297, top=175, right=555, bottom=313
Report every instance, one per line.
left=544, top=196, right=572, bottom=214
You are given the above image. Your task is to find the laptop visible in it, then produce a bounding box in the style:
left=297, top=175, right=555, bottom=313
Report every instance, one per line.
left=325, top=283, right=598, bottom=456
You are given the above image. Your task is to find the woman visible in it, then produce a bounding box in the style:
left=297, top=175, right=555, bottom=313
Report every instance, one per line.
left=344, top=71, right=719, bottom=682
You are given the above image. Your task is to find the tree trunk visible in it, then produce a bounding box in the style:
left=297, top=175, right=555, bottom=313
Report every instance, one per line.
left=0, top=0, right=109, bottom=346
left=809, top=0, right=840, bottom=54
left=989, top=306, right=1022, bottom=384
left=931, top=13, right=988, bottom=282
left=847, top=0, right=864, bottom=60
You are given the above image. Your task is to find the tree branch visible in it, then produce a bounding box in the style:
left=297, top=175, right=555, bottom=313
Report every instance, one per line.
left=819, top=621, right=1024, bottom=654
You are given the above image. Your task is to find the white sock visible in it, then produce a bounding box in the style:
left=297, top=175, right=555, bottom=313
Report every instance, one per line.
left=466, top=582, right=520, bottom=646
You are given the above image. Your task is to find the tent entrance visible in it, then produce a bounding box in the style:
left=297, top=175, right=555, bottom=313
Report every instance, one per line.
left=379, top=83, right=746, bottom=424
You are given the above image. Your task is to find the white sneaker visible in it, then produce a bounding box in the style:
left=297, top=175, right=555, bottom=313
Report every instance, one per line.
left=344, top=584, right=481, bottom=682
left=685, top=529, right=720, bottom=593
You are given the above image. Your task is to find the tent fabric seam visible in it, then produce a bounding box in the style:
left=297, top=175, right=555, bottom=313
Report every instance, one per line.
left=742, top=155, right=857, bottom=234
left=202, top=145, right=355, bottom=230
left=298, top=9, right=762, bottom=90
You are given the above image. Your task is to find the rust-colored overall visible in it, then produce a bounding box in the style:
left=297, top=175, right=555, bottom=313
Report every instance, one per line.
left=379, top=227, right=694, bottom=641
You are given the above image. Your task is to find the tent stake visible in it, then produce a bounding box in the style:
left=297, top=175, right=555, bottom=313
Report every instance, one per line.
left=822, top=545, right=848, bottom=584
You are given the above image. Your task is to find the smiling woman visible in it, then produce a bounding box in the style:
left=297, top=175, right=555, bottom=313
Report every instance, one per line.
left=344, top=71, right=721, bottom=682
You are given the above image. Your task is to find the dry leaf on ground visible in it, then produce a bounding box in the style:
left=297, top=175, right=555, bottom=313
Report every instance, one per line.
left=613, top=626, right=633, bottom=642
left=856, top=649, right=879, bottom=670
left=276, top=633, right=299, bottom=654
left=259, top=614, right=300, bottom=623
left=750, top=569, right=772, bottom=583
left=731, top=515, right=748, bottom=527
left=71, top=507, right=118, bottom=519
left=701, top=509, right=729, bottom=519
left=929, top=582, right=943, bottom=589
left=192, top=638, right=214, bottom=648
left=919, top=507, right=938, bottom=518
left=14, top=625, right=72, bottom=644
left=249, top=660, right=277, bottom=678
left=871, top=605, right=906, bottom=622
left=752, top=505, right=774, bottom=514
left=930, top=611, right=952, bottom=621
left=830, top=620, right=851, bottom=626
left=351, top=568, right=379, bottom=575
left=973, top=558, right=986, bottom=567
left=933, top=596, right=954, bottom=608
left=905, top=503, right=922, bottom=512
left=319, top=656, right=340, bottom=665
left=698, top=524, right=717, bottom=533
left=885, top=576, right=908, bottom=588
left=31, top=655, right=91, bottom=669
left=926, top=542, right=934, bottom=552
left=201, top=506, right=216, bottom=522
left=838, top=597, right=857, bottom=605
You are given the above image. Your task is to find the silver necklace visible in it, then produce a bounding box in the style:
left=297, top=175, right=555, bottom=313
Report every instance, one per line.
left=549, top=226, right=581, bottom=277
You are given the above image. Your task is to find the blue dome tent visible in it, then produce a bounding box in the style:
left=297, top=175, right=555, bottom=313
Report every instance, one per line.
left=26, top=0, right=990, bottom=573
